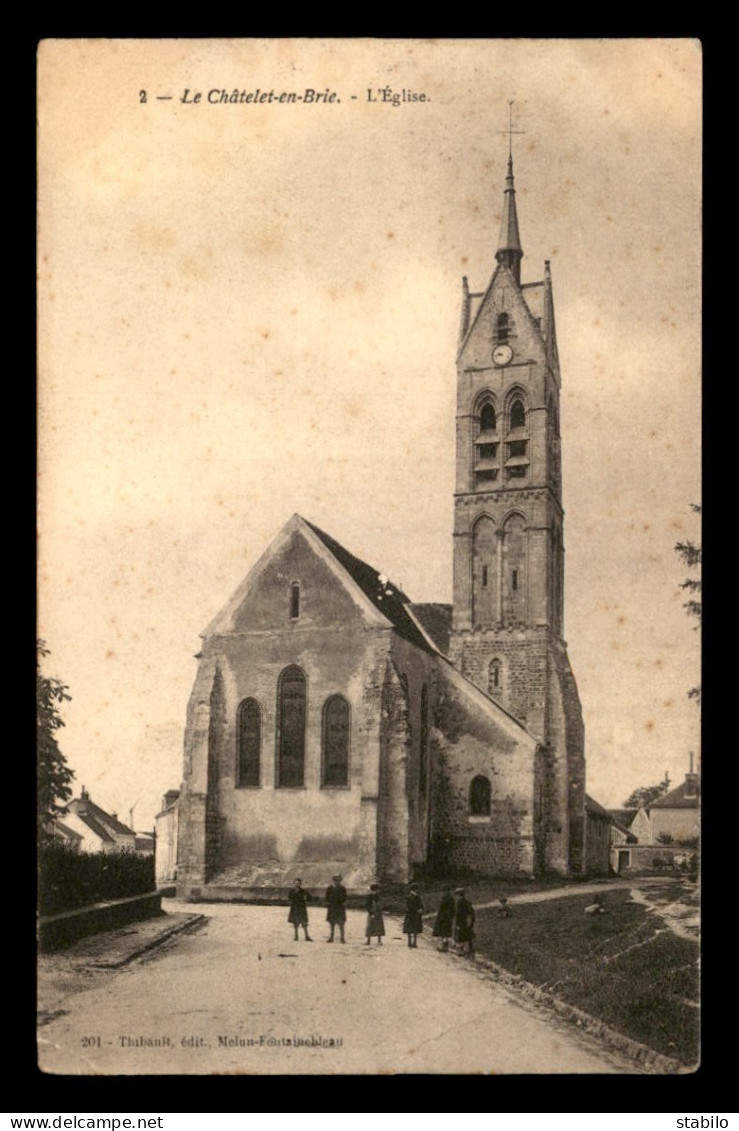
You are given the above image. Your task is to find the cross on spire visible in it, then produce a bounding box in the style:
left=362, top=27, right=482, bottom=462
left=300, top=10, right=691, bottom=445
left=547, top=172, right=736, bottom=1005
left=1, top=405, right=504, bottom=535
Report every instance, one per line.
left=498, top=99, right=526, bottom=158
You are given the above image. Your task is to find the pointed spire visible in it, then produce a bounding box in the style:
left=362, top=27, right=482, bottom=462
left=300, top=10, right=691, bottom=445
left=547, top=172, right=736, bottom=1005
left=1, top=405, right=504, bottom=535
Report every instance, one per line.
left=495, top=154, right=524, bottom=285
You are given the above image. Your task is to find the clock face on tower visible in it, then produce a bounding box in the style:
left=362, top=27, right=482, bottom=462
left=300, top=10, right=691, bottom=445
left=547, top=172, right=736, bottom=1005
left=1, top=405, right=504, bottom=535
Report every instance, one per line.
left=493, top=343, right=513, bottom=366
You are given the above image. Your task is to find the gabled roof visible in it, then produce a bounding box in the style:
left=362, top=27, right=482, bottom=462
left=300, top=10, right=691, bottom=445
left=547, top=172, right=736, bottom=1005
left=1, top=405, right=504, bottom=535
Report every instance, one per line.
left=408, top=603, right=452, bottom=655
left=585, top=793, right=613, bottom=821
left=306, top=520, right=436, bottom=655
left=607, top=808, right=639, bottom=828
left=457, top=261, right=547, bottom=363
left=67, top=794, right=136, bottom=839
left=650, top=776, right=700, bottom=809
left=72, top=812, right=117, bottom=843
left=202, top=515, right=541, bottom=744
left=52, top=820, right=83, bottom=844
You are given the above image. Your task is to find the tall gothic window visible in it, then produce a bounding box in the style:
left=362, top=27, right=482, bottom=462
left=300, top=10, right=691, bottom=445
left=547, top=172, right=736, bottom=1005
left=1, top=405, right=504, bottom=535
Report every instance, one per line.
left=472, top=515, right=497, bottom=628
left=475, top=400, right=499, bottom=488
left=502, top=513, right=527, bottom=626
left=236, top=698, right=261, bottom=788
left=322, top=695, right=350, bottom=787
left=276, top=665, right=306, bottom=787
left=290, top=583, right=300, bottom=619
left=480, top=402, right=496, bottom=433
left=419, top=684, right=429, bottom=795
left=510, top=398, right=526, bottom=430
left=470, top=775, right=491, bottom=817
left=496, top=313, right=510, bottom=343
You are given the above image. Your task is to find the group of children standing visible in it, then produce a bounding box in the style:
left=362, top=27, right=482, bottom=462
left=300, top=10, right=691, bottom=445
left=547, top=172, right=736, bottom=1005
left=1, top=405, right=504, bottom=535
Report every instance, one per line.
left=286, top=876, right=480, bottom=955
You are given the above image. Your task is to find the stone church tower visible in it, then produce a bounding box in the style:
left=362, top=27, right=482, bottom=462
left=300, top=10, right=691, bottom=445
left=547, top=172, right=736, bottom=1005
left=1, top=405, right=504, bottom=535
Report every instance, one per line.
left=449, top=154, right=586, bottom=874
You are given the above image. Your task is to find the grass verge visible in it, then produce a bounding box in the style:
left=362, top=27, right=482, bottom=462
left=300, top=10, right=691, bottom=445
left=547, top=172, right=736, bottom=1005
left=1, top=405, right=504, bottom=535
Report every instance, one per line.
left=469, top=884, right=698, bottom=1066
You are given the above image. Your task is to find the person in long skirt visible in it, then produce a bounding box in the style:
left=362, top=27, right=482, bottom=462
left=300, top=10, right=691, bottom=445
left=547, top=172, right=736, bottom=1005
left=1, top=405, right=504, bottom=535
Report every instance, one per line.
left=403, top=882, right=424, bottom=948
left=287, top=878, right=313, bottom=941
left=454, top=887, right=476, bottom=955
left=364, top=883, right=385, bottom=946
left=432, top=884, right=455, bottom=951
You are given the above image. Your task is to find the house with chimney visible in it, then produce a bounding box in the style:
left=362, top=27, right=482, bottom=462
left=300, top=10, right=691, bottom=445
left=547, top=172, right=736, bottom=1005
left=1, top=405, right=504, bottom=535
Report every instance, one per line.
left=62, top=788, right=139, bottom=854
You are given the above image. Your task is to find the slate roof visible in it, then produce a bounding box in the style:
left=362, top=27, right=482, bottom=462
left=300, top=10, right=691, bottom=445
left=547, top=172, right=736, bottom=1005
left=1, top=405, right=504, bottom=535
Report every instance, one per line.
left=650, top=776, right=700, bottom=809
left=305, top=520, right=436, bottom=655
left=409, top=603, right=453, bottom=655
left=67, top=794, right=136, bottom=840
left=585, top=793, right=613, bottom=821
left=73, top=812, right=116, bottom=843
left=52, top=820, right=83, bottom=844
left=607, top=808, right=639, bottom=828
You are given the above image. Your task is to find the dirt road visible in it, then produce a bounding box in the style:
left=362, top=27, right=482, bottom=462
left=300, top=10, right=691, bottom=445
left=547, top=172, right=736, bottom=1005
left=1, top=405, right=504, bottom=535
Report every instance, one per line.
left=38, top=901, right=642, bottom=1075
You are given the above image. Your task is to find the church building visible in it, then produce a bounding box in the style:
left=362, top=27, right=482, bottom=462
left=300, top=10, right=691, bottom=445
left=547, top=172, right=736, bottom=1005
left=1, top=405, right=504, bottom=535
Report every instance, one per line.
left=175, top=154, right=586, bottom=898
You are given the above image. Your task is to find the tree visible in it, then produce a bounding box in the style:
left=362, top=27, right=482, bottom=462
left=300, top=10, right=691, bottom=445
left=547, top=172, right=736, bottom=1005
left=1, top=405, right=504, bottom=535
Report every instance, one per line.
left=675, top=503, right=701, bottom=703
left=621, top=779, right=671, bottom=810
left=37, top=640, right=75, bottom=836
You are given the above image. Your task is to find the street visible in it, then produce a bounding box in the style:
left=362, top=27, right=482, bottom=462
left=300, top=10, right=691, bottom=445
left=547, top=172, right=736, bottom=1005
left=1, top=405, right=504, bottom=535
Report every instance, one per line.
left=38, top=901, right=642, bottom=1075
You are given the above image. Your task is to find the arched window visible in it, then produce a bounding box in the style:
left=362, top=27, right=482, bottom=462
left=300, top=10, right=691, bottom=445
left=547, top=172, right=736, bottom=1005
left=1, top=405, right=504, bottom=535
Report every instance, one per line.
left=322, top=695, right=350, bottom=787
left=502, top=513, right=527, bottom=626
left=470, top=775, right=491, bottom=817
left=290, top=583, right=300, bottom=619
left=510, top=398, right=526, bottom=430
left=236, top=699, right=261, bottom=787
left=496, top=313, right=510, bottom=343
left=419, top=684, right=429, bottom=795
left=472, top=515, right=496, bottom=628
left=488, top=659, right=502, bottom=696
left=276, top=665, right=306, bottom=787
left=480, top=402, right=496, bottom=433
left=475, top=400, right=500, bottom=488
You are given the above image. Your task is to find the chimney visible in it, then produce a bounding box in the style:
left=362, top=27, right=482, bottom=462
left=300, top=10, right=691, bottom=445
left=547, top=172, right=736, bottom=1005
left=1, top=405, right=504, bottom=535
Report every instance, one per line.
left=685, top=771, right=699, bottom=799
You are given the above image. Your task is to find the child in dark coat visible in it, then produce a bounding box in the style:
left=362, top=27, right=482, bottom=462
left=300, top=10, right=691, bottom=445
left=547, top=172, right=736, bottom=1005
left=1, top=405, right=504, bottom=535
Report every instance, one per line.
left=325, top=874, right=347, bottom=943
left=454, top=888, right=476, bottom=955
left=432, top=885, right=455, bottom=951
left=365, top=883, right=385, bottom=945
left=403, top=883, right=424, bottom=948
left=287, top=879, right=313, bottom=941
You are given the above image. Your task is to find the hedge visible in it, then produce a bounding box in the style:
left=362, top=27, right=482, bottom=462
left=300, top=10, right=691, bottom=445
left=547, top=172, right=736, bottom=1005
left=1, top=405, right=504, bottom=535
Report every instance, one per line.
left=39, top=844, right=155, bottom=916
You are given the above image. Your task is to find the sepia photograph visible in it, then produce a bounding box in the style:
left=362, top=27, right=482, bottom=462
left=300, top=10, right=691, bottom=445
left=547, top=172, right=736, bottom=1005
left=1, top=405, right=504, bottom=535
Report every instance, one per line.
left=37, top=38, right=701, bottom=1075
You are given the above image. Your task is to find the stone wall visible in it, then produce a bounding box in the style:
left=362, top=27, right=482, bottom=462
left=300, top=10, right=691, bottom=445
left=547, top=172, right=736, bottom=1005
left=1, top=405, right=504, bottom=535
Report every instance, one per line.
left=449, top=628, right=585, bottom=876
left=650, top=807, right=700, bottom=843
left=155, top=803, right=178, bottom=885
left=585, top=814, right=611, bottom=877
left=430, top=662, right=537, bottom=876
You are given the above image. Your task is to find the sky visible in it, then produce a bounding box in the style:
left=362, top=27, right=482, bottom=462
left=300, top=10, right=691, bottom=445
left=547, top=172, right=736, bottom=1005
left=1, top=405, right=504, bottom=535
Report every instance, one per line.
left=38, top=39, right=702, bottom=831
